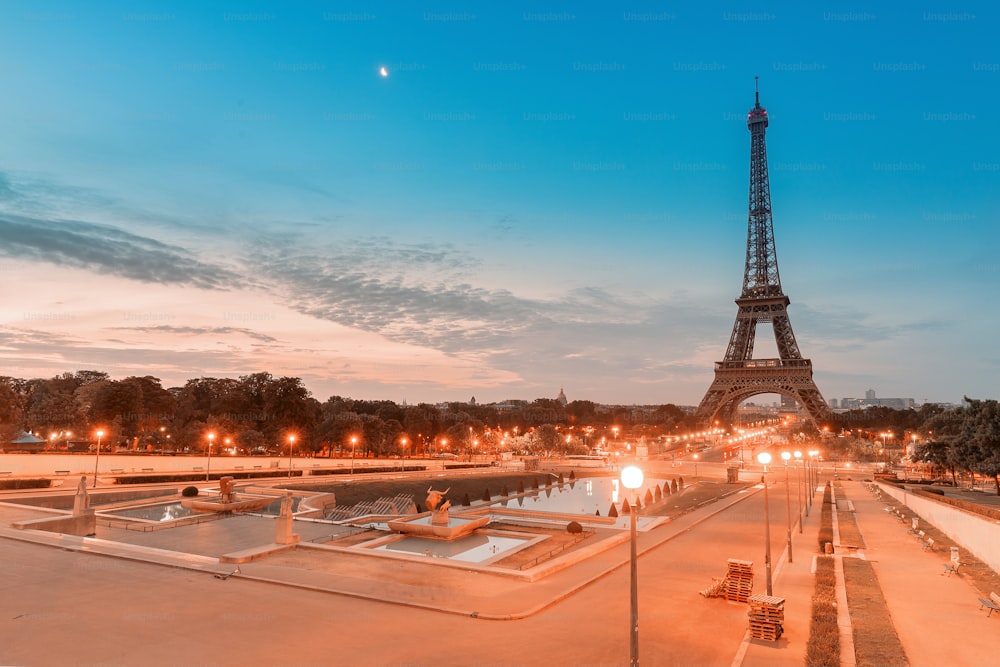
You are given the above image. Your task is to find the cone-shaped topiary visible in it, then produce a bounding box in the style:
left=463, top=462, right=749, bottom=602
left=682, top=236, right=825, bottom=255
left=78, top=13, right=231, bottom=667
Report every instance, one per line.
left=462, top=493, right=471, bottom=506
left=671, top=479, right=678, bottom=493
left=608, top=503, right=619, bottom=518
left=482, top=488, right=491, bottom=502
left=569, top=470, right=576, bottom=480
left=517, top=481, right=525, bottom=494
left=644, top=489, right=653, bottom=505
left=567, top=521, right=583, bottom=534
left=663, top=482, right=671, bottom=496
left=622, top=498, right=632, bottom=514
left=654, top=486, right=662, bottom=501
left=678, top=476, right=685, bottom=489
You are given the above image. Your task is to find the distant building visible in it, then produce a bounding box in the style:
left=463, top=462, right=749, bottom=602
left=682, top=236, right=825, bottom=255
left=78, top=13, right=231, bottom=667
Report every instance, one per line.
left=556, top=387, right=568, bottom=406
left=832, top=389, right=915, bottom=412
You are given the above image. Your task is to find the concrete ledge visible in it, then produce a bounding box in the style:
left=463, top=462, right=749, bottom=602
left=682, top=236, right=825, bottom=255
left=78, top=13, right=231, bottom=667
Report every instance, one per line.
left=14, top=512, right=96, bottom=537
left=221, top=542, right=299, bottom=564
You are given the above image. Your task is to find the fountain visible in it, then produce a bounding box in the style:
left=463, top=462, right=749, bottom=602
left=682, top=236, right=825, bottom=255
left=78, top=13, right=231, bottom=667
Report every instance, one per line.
left=386, top=486, right=489, bottom=540
left=181, top=476, right=274, bottom=513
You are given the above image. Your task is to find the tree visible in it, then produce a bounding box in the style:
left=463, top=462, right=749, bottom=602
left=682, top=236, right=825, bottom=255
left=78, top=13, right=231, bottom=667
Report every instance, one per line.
left=961, top=398, right=1000, bottom=495
left=532, top=424, right=562, bottom=455
left=915, top=408, right=966, bottom=485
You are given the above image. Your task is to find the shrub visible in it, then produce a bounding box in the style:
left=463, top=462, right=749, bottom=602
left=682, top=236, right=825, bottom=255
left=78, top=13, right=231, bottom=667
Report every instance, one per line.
left=817, top=502, right=834, bottom=551
left=806, top=556, right=840, bottom=667
left=181, top=486, right=199, bottom=497
left=567, top=521, right=583, bottom=534
left=0, top=478, right=51, bottom=490
left=677, top=476, right=685, bottom=489
left=461, top=493, right=471, bottom=506
left=517, top=481, right=525, bottom=494
left=671, top=479, right=678, bottom=493
left=482, top=488, right=491, bottom=502
left=608, top=503, right=619, bottom=518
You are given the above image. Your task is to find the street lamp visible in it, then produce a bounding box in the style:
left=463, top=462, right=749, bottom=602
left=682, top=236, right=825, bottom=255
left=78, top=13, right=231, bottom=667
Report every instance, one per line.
left=780, top=452, right=794, bottom=564
left=794, top=450, right=804, bottom=529
left=287, top=435, right=296, bottom=477
left=621, top=464, right=644, bottom=667
left=206, top=432, right=215, bottom=481
left=693, top=453, right=699, bottom=477
left=350, top=436, right=358, bottom=474
left=400, top=437, right=408, bottom=471
left=92, top=429, right=105, bottom=488
left=757, top=452, right=773, bottom=596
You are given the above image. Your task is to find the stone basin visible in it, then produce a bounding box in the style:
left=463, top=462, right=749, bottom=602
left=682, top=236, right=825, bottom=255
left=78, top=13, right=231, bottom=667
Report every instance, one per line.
left=386, top=513, right=490, bottom=540
left=181, top=496, right=274, bottom=513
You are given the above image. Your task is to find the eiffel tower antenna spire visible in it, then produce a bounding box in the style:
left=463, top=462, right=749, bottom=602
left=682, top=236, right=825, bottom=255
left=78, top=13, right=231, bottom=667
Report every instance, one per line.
left=754, top=75, right=759, bottom=106
left=695, top=84, right=829, bottom=428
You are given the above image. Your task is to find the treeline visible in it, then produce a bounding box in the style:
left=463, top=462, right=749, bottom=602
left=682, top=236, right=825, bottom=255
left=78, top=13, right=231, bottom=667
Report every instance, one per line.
left=0, top=370, right=696, bottom=457
left=912, top=397, right=1000, bottom=494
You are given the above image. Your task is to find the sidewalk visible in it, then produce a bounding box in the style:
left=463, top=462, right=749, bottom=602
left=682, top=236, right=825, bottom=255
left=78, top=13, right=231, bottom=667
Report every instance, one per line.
left=739, top=481, right=825, bottom=667
left=839, top=480, right=1000, bottom=665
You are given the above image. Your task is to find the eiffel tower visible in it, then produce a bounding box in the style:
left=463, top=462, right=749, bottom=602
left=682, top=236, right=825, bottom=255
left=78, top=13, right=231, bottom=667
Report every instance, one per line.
left=695, top=81, right=830, bottom=428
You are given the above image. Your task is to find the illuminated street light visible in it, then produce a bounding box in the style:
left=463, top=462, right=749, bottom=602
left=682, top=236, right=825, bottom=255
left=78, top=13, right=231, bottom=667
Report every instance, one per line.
left=621, top=464, right=644, bottom=667
left=350, top=436, right=358, bottom=474
left=780, top=452, right=794, bottom=564
left=93, top=429, right=105, bottom=488
left=794, top=450, right=803, bottom=531
left=400, top=437, right=408, bottom=471
left=287, top=435, right=296, bottom=477
left=757, top=452, right=773, bottom=596
left=206, top=432, right=216, bottom=481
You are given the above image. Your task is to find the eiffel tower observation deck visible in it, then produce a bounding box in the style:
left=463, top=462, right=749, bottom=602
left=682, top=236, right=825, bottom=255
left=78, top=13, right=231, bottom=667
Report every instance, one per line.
left=695, top=81, right=830, bottom=428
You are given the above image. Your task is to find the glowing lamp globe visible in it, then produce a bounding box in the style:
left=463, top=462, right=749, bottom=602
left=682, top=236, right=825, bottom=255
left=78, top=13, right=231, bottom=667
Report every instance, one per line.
left=757, top=452, right=772, bottom=465
left=621, top=465, right=644, bottom=490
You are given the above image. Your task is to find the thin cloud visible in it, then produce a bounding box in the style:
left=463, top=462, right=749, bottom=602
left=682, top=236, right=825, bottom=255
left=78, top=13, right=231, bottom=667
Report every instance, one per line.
left=111, top=325, right=278, bottom=344
left=0, top=214, right=239, bottom=289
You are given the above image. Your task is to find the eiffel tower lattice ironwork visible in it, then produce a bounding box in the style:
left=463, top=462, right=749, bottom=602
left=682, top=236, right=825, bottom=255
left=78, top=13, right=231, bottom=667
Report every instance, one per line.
left=695, top=82, right=830, bottom=428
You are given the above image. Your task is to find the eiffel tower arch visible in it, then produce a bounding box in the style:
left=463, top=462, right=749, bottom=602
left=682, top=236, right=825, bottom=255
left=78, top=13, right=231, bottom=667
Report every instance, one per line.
left=695, top=81, right=830, bottom=428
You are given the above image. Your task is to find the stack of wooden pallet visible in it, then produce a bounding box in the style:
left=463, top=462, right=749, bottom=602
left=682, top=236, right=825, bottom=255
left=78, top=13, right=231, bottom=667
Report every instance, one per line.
left=748, top=594, right=784, bottom=641
left=723, top=559, right=754, bottom=602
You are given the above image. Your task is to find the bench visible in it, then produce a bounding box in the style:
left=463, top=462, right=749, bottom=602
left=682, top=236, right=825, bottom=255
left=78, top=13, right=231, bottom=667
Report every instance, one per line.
left=979, top=592, right=1000, bottom=618
left=923, top=537, right=936, bottom=552
left=943, top=562, right=961, bottom=577
left=55, top=470, right=70, bottom=475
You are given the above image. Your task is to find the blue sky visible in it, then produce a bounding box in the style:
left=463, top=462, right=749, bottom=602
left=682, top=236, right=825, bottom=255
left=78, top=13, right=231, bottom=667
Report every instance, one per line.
left=0, top=2, right=997, bottom=407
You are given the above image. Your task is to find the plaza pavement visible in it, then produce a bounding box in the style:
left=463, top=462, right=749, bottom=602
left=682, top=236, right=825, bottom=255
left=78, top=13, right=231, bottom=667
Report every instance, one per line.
left=2, top=474, right=998, bottom=665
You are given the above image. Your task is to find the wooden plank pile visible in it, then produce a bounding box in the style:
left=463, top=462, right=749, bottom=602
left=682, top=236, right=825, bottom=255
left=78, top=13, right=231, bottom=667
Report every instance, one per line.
left=701, top=559, right=754, bottom=601
left=748, top=593, right=784, bottom=641
left=723, top=559, right=754, bottom=602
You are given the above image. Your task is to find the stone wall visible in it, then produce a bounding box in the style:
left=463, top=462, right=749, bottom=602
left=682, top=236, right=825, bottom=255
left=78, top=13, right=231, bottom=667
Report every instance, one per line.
left=877, top=482, right=1000, bottom=573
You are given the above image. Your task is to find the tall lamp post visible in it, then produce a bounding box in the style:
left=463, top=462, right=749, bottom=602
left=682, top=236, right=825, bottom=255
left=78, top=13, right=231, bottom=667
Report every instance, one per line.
left=92, top=429, right=105, bottom=488
left=621, top=464, right=643, bottom=667
left=350, top=436, right=358, bottom=475
left=205, top=432, right=215, bottom=481
left=400, top=437, right=408, bottom=471
left=780, top=452, right=794, bottom=563
left=693, top=453, right=699, bottom=477
left=757, top=452, right=774, bottom=596
left=287, top=435, right=296, bottom=478
left=794, top=450, right=804, bottom=529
